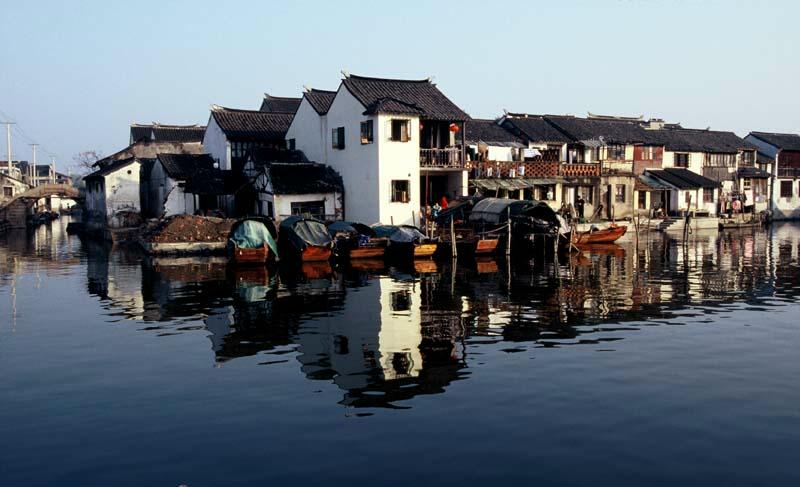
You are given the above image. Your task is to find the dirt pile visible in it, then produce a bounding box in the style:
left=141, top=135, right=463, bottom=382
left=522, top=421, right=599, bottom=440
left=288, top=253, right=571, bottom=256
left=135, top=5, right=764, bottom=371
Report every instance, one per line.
left=142, top=214, right=235, bottom=244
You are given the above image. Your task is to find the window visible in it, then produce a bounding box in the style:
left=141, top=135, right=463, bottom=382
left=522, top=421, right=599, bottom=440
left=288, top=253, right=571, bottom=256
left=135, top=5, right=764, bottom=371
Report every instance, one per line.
left=391, top=180, right=410, bottom=203
left=332, top=127, right=345, bottom=150
left=607, top=145, right=626, bottom=160
left=742, top=178, right=751, bottom=191
left=360, top=120, right=373, bottom=144
left=615, top=184, right=626, bottom=203
left=703, top=188, right=714, bottom=203
left=291, top=200, right=326, bottom=219
left=704, top=153, right=735, bottom=167
left=740, top=150, right=754, bottom=166
left=231, top=141, right=264, bottom=159
left=675, top=153, right=690, bottom=168
left=638, top=190, right=647, bottom=209
left=578, top=186, right=593, bottom=204
left=640, top=146, right=654, bottom=160
left=3, top=187, right=12, bottom=197
left=780, top=180, right=793, bottom=198
left=536, top=185, right=556, bottom=201
left=390, top=119, right=410, bottom=142
left=287, top=139, right=296, bottom=150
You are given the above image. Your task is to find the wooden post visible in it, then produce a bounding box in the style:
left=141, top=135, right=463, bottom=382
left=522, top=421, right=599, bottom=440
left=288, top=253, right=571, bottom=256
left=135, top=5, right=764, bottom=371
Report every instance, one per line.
left=506, top=206, right=511, bottom=256
left=450, top=216, right=457, bottom=259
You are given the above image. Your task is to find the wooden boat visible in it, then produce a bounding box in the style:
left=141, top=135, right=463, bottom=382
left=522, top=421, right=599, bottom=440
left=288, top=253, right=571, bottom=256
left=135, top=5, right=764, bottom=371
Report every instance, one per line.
left=574, top=224, right=627, bottom=245
left=227, top=217, right=279, bottom=265
left=373, top=225, right=437, bottom=260
left=475, top=238, right=500, bottom=255
left=414, top=242, right=438, bottom=258
left=327, top=221, right=388, bottom=260
left=278, top=216, right=334, bottom=263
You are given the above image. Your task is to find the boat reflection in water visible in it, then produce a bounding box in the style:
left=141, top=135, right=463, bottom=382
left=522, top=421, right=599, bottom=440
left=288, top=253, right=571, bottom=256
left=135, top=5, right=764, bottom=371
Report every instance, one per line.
left=9, top=219, right=795, bottom=409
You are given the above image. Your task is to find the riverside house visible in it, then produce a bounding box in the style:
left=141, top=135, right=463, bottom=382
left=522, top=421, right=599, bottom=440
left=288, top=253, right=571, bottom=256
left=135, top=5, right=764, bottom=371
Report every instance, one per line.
left=286, top=73, right=470, bottom=226
left=744, top=131, right=800, bottom=219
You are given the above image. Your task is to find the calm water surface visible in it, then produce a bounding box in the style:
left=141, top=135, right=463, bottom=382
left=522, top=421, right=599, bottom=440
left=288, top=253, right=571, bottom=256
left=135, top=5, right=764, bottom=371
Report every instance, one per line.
left=1, top=218, right=800, bottom=486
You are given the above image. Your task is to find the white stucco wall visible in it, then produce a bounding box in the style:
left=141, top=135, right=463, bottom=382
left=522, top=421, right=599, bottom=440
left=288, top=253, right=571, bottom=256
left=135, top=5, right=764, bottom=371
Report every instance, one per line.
left=671, top=188, right=717, bottom=215
left=286, top=98, right=327, bottom=164
left=103, top=161, right=141, bottom=216
left=203, top=115, right=231, bottom=170
left=273, top=192, right=339, bottom=221
left=773, top=180, right=800, bottom=219
left=376, top=112, right=420, bottom=226
left=324, top=86, right=383, bottom=224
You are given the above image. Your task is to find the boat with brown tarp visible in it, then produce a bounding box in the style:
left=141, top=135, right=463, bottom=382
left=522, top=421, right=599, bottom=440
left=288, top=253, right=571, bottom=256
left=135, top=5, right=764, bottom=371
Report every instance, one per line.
left=278, top=216, right=334, bottom=262
left=373, top=224, right=438, bottom=260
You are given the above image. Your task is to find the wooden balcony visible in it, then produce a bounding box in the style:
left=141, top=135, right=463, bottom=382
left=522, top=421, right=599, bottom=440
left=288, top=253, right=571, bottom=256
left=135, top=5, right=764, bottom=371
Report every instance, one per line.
left=601, top=160, right=634, bottom=175
left=777, top=167, right=800, bottom=178
left=420, top=148, right=464, bottom=168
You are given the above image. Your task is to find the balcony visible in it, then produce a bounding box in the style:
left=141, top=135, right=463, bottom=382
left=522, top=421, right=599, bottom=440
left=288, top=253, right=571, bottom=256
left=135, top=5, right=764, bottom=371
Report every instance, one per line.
left=601, top=160, right=634, bottom=175
left=778, top=167, right=800, bottom=178
left=561, top=163, right=600, bottom=178
left=420, top=148, right=464, bottom=169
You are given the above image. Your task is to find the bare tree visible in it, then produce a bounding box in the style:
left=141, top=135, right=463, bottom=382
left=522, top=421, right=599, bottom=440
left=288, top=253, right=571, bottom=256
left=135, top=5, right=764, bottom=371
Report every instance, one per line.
left=72, top=150, right=103, bottom=173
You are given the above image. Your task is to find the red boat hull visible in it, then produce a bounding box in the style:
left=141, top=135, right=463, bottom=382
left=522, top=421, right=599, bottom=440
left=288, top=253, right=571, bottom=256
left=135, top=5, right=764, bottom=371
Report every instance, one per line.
left=574, top=225, right=627, bottom=245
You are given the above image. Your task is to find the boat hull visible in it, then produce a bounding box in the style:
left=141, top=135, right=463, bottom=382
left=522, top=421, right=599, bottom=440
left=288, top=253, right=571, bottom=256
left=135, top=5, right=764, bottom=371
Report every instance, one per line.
left=302, top=246, right=333, bottom=262
left=414, top=243, right=438, bottom=258
left=231, top=244, right=269, bottom=265
left=574, top=225, right=627, bottom=245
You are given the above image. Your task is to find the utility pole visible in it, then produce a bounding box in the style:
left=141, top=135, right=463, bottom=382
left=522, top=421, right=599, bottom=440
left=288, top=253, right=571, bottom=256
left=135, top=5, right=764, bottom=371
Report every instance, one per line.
left=4, top=121, right=15, bottom=174
left=50, top=156, right=56, bottom=184
left=29, top=143, right=38, bottom=187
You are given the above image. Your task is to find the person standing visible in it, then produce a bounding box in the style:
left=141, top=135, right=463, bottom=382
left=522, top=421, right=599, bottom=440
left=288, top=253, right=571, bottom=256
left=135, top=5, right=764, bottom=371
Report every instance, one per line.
left=576, top=195, right=586, bottom=221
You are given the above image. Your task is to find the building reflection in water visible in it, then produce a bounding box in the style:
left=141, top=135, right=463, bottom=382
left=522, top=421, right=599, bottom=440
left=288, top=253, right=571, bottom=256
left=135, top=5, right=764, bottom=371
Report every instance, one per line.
left=3, top=219, right=799, bottom=408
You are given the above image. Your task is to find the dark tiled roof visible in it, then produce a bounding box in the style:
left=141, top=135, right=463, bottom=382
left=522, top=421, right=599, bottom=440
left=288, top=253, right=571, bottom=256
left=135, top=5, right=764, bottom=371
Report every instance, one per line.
left=157, top=153, right=215, bottom=180
left=501, top=116, right=571, bottom=143
left=151, top=125, right=205, bottom=143
left=304, top=89, right=336, bottom=115
left=644, top=128, right=755, bottom=153
left=757, top=151, right=774, bottom=164
left=544, top=115, right=649, bottom=144
left=130, top=125, right=152, bottom=142
left=270, top=163, right=343, bottom=194
left=85, top=157, right=138, bottom=180
left=260, top=94, right=301, bottom=113
left=645, top=168, right=720, bottom=189
left=748, top=131, right=800, bottom=151
left=465, top=119, right=525, bottom=146
left=342, top=74, right=470, bottom=121
left=363, top=97, right=424, bottom=116
left=211, top=107, right=294, bottom=140
left=246, top=147, right=308, bottom=170
left=737, top=166, right=771, bottom=178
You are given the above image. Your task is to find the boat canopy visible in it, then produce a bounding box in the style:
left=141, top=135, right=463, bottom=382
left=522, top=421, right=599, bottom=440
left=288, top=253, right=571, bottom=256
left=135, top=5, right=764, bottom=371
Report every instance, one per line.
left=279, top=216, right=332, bottom=251
left=327, top=221, right=377, bottom=238
left=371, top=224, right=426, bottom=243
left=228, top=217, right=279, bottom=256
left=469, top=197, right=559, bottom=226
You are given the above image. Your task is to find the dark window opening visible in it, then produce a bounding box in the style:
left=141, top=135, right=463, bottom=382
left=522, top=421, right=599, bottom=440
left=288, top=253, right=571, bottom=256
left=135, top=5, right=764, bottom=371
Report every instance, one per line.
left=675, top=153, right=690, bottom=168
left=391, top=180, right=410, bottom=203
left=780, top=180, right=793, bottom=198
left=291, top=200, right=326, bottom=219
left=390, top=119, right=410, bottom=142
left=360, top=120, right=373, bottom=144
left=615, top=184, right=626, bottom=203
left=332, top=127, right=345, bottom=150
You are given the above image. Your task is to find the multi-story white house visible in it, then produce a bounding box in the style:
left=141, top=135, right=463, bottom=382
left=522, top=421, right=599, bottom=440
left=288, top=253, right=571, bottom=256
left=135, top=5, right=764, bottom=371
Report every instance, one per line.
left=744, top=131, right=800, bottom=219
left=286, top=74, right=470, bottom=226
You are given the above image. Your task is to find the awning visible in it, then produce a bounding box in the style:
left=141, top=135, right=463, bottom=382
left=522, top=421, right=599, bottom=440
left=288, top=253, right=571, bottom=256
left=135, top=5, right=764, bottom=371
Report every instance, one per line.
left=737, top=166, right=771, bottom=179
left=637, top=173, right=674, bottom=191
left=470, top=178, right=560, bottom=191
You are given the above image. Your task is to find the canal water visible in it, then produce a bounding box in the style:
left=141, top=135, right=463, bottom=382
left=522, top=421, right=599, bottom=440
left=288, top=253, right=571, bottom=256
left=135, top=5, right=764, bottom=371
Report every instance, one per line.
left=1, top=218, right=799, bottom=486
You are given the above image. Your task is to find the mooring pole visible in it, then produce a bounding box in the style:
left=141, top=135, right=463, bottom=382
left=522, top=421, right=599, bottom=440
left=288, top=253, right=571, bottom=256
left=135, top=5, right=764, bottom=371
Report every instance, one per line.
left=506, top=206, right=511, bottom=257
left=450, top=216, right=457, bottom=259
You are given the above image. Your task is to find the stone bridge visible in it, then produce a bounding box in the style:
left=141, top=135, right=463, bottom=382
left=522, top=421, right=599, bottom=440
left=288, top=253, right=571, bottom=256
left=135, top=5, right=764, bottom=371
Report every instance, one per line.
left=0, top=184, right=82, bottom=229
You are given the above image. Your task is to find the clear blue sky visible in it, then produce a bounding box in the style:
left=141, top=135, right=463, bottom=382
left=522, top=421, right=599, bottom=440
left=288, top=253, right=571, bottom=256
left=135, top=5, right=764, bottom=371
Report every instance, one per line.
left=1, top=0, right=798, bottom=173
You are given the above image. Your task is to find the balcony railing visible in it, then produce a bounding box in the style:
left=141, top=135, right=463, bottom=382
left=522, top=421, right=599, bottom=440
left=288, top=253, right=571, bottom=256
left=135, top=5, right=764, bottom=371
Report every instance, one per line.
left=420, top=148, right=464, bottom=168
left=601, top=160, right=634, bottom=175
left=561, top=163, right=600, bottom=178
left=778, top=167, right=800, bottom=178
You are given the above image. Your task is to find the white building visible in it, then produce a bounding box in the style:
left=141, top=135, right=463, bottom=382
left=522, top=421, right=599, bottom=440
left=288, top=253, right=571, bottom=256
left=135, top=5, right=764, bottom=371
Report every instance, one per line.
left=243, top=148, right=343, bottom=221
left=84, top=157, right=142, bottom=229
left=146, top=153, right=217, bottom=218
left=744, top=131, right=800, bottom=220
left=640, top=168, right=721, bottom=216
left=286, top=74, right=470, bottom=226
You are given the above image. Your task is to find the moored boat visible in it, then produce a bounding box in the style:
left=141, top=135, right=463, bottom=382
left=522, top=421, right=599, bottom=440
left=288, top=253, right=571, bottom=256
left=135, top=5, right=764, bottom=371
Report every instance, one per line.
left=573, top=224, right=627, bottom=245
left=373, top=224, right=437, bottom=260
left=327, top=221, right=388, bottom=260
left=227, top=217, right=279, bottom=265
left=278, top=216, right=334, bottom=262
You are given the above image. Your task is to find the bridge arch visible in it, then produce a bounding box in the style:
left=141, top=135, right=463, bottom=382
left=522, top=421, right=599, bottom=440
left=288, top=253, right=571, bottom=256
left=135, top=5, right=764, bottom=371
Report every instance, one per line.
left=0, top=184, right=83, bottom=229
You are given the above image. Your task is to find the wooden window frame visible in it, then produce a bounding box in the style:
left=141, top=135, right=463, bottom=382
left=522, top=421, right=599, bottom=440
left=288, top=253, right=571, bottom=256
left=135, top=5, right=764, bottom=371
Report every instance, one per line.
left=390, top=119, right=410, bottom=142
left=615, top=184, right=626, bottom=203
left=675, top=153, right=690, bottom=168
left=332, top=127, right=345, bottom=150
left=703, top=187, right=714, bottom=203
left=391, top=179, right=410, bottom=203
left=780, top=180, right=793, bottom=198
left=360, top=120, right=373, bottom=144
